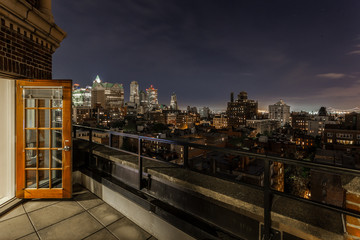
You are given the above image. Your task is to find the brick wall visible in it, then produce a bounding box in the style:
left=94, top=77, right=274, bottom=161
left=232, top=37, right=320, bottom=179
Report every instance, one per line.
left=346, top=191, right=360, bottom=239
left=344, top=177, right=360, bottom=239
left=0, top=18, right=52, bottom=79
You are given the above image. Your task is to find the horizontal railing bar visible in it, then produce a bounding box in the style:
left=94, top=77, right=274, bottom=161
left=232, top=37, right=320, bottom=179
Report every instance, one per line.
left=267, top=157, right=360, bottom=176
left=84, top=139, right=182, bottom=168
left=271, top=189, right=360, bottom=219
left=74, top=125, right=140, bottom=139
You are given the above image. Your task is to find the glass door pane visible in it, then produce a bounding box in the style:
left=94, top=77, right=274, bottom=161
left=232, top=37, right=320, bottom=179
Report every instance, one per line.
left=21, top=86, right=67, bottom=193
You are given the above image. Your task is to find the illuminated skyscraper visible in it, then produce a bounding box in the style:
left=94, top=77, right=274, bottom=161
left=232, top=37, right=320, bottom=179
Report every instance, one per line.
left=91, top=75, right=124, bottom=109
left=72, top=85, right=91, bottom=107
left=138, top=90, right=148, bottom=114
left=146, top=85, right=158, bottom=110
left=170, top=92, right=178, bottom=110
left=269, top=99, right=290, bottom=126
left=129, top=81, right=140, bottom=105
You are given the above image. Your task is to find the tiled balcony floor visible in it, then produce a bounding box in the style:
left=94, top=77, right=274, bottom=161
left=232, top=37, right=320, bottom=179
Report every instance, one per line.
left=0, top=185, right=156, bottom=240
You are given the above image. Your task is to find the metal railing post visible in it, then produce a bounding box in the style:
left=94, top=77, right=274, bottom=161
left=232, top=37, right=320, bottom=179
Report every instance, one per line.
left=183, top=145, right=189, bottom=168
left=138, top=137, right=143, bottom=190
left=263, top=158, right=272, bottom=240
left=89, top=129, right=93, bottom=143
left=109, top=132, right=112, bottom=148
left=88, top=128, right=93, bottom=166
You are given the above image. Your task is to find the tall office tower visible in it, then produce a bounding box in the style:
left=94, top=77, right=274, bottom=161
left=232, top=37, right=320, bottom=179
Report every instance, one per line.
left=269, top=99, right=291, bottom=126
left=140, top=90, right=147, bottom=105
left=146, top=85, right=159, bottom=110
left=91, top=75, right=124, bottom=109
left=72, top=85, right=92, bottom=107
left=170, top=93, right=178, bottom=110
left=200, top=107, right=210, bottom=119
left=129, top=81, right=140, bottom=105
left=226, top=91, right=258, bottom=129
left=138, top=90, right=148, bottom=114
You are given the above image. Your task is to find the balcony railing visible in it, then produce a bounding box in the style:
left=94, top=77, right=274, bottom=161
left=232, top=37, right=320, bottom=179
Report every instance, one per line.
left=73, top=125, right=360, bottom=240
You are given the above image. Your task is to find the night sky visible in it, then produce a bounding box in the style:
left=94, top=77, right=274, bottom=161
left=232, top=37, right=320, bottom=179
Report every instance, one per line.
left=52, top=0, right=360, bottom=112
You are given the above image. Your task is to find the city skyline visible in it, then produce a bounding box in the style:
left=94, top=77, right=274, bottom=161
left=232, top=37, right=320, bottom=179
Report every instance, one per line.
left=73, top=76, right=360, bottom=113
left=52, top=0, right=360, bottom=111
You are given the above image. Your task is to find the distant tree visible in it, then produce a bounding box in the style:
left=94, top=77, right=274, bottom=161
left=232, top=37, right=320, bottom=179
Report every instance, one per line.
left=123, top=119, right=137, bottom=133
left=81, top=122, right=90, bottom=127
left=284, top=165, right=311, bottom=198
left=110, top=120, right=125, bottom=129
left=151, top=123, right=169, bottom=133
left=318, top=106, right=327, bottom=116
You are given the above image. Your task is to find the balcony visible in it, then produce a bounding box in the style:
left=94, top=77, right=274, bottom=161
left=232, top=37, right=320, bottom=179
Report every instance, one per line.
left=70, top=125, right=360, bottom=240
left=2, top=125, right=360, bottom=240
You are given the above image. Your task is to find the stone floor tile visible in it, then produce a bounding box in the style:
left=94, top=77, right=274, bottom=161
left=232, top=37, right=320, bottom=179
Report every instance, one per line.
left=0, top=214, right=34, bottom=239
left=37, top=212, right=103, bottom=240
left=0, top=204, right=26, bottom=222
left=73, top=183, right=86, bottom=192
left=28, top=200, right=84, bottom=230
left=74, top=191, right=104, bottom=210
left=108, top=218, right=151, bottom=240
left=17, top=232, right=40, bottom=240
left=83, top=228, right=118, bottom=240
left=88, top=203, right=124, bottom=226
left=72, top=184, right=89, bottom=196
left=23, top=200, right=59, bottom=213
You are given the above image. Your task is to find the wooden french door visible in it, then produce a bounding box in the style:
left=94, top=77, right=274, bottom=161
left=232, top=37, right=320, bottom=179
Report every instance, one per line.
left=16, top=79, right=72, bottom=199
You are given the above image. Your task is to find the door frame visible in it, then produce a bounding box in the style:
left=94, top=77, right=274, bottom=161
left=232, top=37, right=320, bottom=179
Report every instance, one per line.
left=16, top=79, right=72, bottom=199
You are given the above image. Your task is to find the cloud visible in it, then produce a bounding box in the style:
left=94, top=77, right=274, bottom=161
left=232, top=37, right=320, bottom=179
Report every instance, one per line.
left=316, top=73, right=347, bottom=79
left=317, top=80, right=360, bottom=98
left=348, top=50, right=360, bottom=55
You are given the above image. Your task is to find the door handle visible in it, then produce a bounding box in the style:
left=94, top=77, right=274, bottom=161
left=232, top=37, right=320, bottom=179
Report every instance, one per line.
left=64, top=140, right=71, bottom=152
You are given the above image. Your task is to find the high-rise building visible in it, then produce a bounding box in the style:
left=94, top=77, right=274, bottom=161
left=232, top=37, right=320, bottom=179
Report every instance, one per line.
left=140, top=90, right=147, bottom=105
left=170, top=93, right=178, bottom=110
left=146, top=85, right=158, bottom=110
left=72, top=85, right=91, bottom=107
left=226, top=91, right=258, bottom=129
left=187, top=106, right=198, bottom=113
left=138, top=90, right=148, bottom=114
left=269, top=99, right=290, bottom=126
left=91, top=75, right=124, bottom=109
left=200, top=107, right=210, bottom=119
left=129, top=81, right=140, bottom=106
